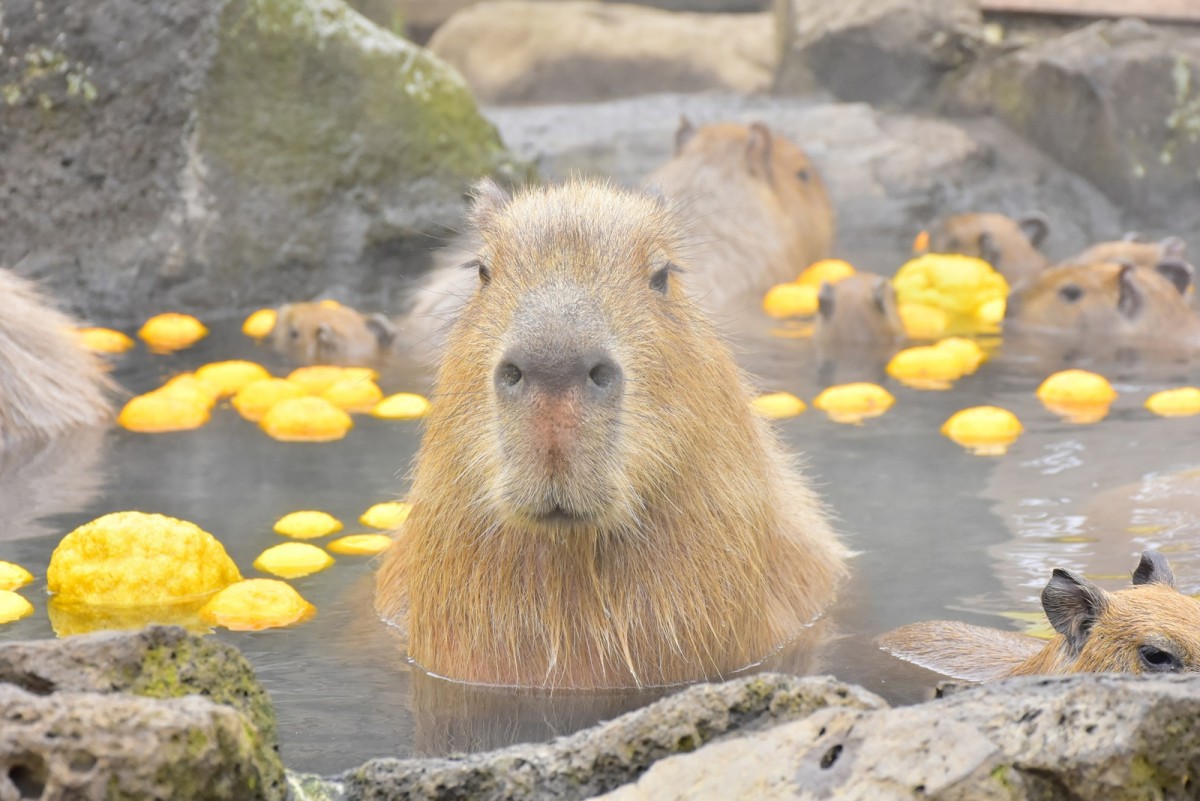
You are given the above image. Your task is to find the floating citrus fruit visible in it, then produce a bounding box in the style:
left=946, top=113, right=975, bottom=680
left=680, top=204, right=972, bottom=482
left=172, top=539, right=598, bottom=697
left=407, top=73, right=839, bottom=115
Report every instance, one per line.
left=194, top=360, right=272, bottom=398
left=1037, top=369, right=1116, bottom=424
left=47, top=511, right=241, bottom=606
left=886, top=346, right=966, bottom=390
left=259, top=396, right=354, bottom=442
left=47, top=597, right=210, bottom=637
left=242, top=308, right=278, bottom=339
left=796, top=258, right=856, bottom=287
left=372, top=393, right=431, bottom=420
left=232, top=378, right=308, bottom=422
left=274, top=510, right=343, bottom=539
left=253, top=542, right=334, bottom=579
left=934, top=337, right=986, bottom=374
left=327, top=534, right=394, bottom=555
left=893, top=254, right=1009, bottom=333
left=159, top=374, right=221, bottom=410
left=897, top=303, right=949, bottom=340
left=137, top=313, right=208, bottom=352
left=0, top=562, right=34, bottom=592
left=762, top=283, right=819, bottom=319
left=0, top=591, right=34, bottom=625
left=286, top=365, right=353, bottom=395
left=813, top=383, right=895, bottom=424
left=77, top=327, right=135, bottom=354
left=322, top=377, right=385, bottom=413
left=941, top=406, right=1023, bottom=456
left=360, top=501, right=412, bottom=529
left=118, top=391, right=211, bottom=433
left=199, top=579, right=315, bottom=631
left=912, top=230, right=930, bottom=253
left=1145, top=388, right=1200, bottom=418
left=752, top=392, right=807, bottom=419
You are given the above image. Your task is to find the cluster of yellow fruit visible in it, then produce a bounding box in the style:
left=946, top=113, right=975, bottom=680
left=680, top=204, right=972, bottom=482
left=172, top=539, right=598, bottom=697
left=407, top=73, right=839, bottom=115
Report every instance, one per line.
left=6, top=502, right=414, bottom=634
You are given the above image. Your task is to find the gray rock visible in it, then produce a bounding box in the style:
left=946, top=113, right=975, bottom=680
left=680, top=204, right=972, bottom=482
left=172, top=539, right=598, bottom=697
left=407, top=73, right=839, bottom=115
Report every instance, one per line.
left=774, top=0, right=984, bottom=107
left=428, top=1, right=774, bottom=104
left=340, top=674, right=884, bottom=801
left=0, top=0, right=520, bottom=323
left=0, top=685, right=285, bottom=801
left=600, top=673, right=1200, bottom=800
left=960, top=19, right=1200, bottom=224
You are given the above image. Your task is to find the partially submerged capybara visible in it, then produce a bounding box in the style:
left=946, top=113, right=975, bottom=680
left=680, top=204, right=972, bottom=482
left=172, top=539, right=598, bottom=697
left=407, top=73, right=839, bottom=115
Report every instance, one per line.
left=1003, top=260, right=1200, bottom=352
left=880, top=551, right=1200, bottom=682
left=813, top=272, right=905, bottom=350
left=0, top=269, right=111, bottom=444
left=645, top=117, right=835, bottom=314
left=270, top=302, right=397, bottom=366
left=922, top=212, right=1050, bottom=285
left=1061, top=234, right=1188, bottom=272
left=375, top=179, right=848, bottom=689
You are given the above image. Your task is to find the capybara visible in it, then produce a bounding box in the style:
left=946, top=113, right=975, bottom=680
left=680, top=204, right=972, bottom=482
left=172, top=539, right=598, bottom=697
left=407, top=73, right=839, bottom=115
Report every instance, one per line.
left=1061, top=234, right=1188, bottom=272
left=0, top=269, right=111, bottom=444
left=270, top=302, right=397, bottom=366
left=374, top=178, right=848, bottom=689
left=813, top=272, right=905, bottom=350
left=922, top=212, right=1050, bottom=285
left=880, top=551, right=1200, bottom=682
left=645, top=117, right=835, bottom=315
left=1003, top=261, right=1200, bottom=353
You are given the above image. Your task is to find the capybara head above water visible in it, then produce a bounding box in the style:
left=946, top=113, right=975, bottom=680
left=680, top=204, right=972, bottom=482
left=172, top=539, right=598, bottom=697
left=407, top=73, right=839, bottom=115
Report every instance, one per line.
left=879, top=551, right=1200, bottom=682
left=922, top=212, right=1050, bottom=285
left=1062, top=234, right=1188, bottom=272
left=1003, top=261, right=1197, bottom=347
left=375, top=179, right=847, bottom=689
left=645, top=117, right=834, bottom=311
left=270, top=302, right=396, bottom=366
left=814, top=272, right=905, bottom=349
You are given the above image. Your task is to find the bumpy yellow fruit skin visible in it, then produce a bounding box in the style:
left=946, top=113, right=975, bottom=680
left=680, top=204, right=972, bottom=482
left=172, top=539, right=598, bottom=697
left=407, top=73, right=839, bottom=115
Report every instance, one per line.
left=118, top=391, right=211, bottom=433
left=194, top=361, right=272, bottom=398
left=200, top=579, right=316, bottom=631
left=893, top=254, right=1009, bottom=331
left=0, top=561, right=34, bottom=592
left=371, top=393, right=431, bottom=420
left=77, top=327, right=135, bottom=354
left=328, top=534, right=394, bottom=555
left=752, top=392, right=807, bottom=419
left=47, top=512, right=241, bottom=606
left=359, top=501, right=412, bottom=529
left=886, top=346, right=967, bottom=390
left=274, top=510, right=343, bottom=539
left=1037, top=369, right=1117, bottom=404
left=796, top=258, right=856, bottom=287
left=253, top=543, right=334, bottom=579
left=762, top=283, right=819, bottom=319
left=0, top=591, right=34, bottom=624
left=137, top=313, right=208, bottom=352
left=232, top=378, right=307, bottom=422
left=242, top=308, right=277, bottom=339
left=942, top=406, right=1023, bottom=455
left=322, top=378, right=385, bottom=413
left=1145, top=387, right=1200, bottom=418
left=259, top=397, right=354, bottom=442
left=812, top=383, right=896, bottom=424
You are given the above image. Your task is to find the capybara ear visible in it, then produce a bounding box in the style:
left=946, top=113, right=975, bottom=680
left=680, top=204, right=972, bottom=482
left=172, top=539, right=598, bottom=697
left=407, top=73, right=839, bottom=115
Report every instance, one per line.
left=1160, top=235, right=1188, bottom=260
left=871, top=276, right=892, bottom=315
left=365, top=313, right=397, bottom=348
left=469, top=178, right=512, bottom=230
left=1116, top=263, right=1144, bottom=319
left=1018, top=212, right=1050, bottom=248
left=675, top=115, right=696, bottom=154
left=1154, top=260, right=1194, bottom=296
left=979, top=231, right=1002, bottom=268
left=1132, top=550, right=1176, bottom=588
left=1122, top=230, right=1147, bottom=243
left=745, top=122, right=773, bottom=179
left=817, top=281, right=835, bottom=320
left=1042, top=568, right=1108, bottom=655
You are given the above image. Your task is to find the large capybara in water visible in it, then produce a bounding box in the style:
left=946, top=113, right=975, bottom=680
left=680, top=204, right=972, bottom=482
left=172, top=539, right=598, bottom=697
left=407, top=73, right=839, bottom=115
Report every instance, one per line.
left=921, top=212, right=1050, bottom=286
left=645, top=117, right=835, bottom=315
left=880, top=551, right=1200, bottom=681
left=0, top=269, right=111, bottom=444
left=1060, top=234, right=1188, bottom=272
left=269, top=302, right=397, bottom=366
left=374, top=179, right=848, bottom=689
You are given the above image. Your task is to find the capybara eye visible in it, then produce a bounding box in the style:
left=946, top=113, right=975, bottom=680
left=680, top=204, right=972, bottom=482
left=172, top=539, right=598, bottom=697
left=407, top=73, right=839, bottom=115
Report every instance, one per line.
left=795, top=168, right=809, bottom=182
left=1058, top=284, right=1083, bottom=303
left=650, top=265, right=671, bottom=294
left=1138, top=644, right=1181, bottom=673
left=288, top=328, right=300, bottom=340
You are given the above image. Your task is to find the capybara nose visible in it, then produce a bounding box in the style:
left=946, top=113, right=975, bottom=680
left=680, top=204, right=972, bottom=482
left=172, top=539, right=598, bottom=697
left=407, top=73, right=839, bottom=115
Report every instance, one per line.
left=495, top=348, right=624, bottom=402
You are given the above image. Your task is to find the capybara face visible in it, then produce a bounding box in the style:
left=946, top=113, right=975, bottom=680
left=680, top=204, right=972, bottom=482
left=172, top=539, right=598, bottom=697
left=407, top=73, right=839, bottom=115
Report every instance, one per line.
left=814, top=272, right=904, bottom=347
left=270, top=303, right=395, bottom=366
left=1039, top=551, right=1200, bottom=675
left=924, top=212, right=1049, bottom=285
left=1004, top=261, right=1195, bottom=343
left=1063, top=235, right=1187, bottom=272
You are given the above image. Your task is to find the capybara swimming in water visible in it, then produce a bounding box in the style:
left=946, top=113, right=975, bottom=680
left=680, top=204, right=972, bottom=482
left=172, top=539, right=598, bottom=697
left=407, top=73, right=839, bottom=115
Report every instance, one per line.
left=879, top=551, right=1200, bottom=681
left=813, top=272, right=905, bottom=350
left=270, top=302, right=397, bottom=366
left=922, top=212, right=1050, bottom=286
left=374, top=178, right=848, bottom=689
left=0, top=269, right=111, bottom=445
left=1061, top=234, right=1188, bottom=272
left=645, top=117, right=835, bottom=315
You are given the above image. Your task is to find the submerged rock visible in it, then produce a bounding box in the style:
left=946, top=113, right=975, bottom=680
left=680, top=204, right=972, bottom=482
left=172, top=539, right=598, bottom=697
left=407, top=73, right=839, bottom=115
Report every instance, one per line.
left=1, top=0, right=521, bottom=321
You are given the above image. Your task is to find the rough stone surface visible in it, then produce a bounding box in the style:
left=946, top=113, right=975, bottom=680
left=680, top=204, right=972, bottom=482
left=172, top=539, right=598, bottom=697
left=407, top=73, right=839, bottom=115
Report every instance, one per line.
left=599, top=673, right=1200, bottom=800
left=774, top=0, right=984, bottom=107
left=0, top=0, right=520, bottom=323
left=0, top=685, right=285, bottom=801
left=956, top=19, right=1200, bottom=224
left=339, top=674, right=884, bottom=801
left=428, top=1, right=773, bottom=104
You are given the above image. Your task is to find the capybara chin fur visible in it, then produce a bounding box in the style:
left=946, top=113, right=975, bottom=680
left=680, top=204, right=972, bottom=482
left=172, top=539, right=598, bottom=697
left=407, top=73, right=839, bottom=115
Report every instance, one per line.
left=0, top=269, right=112, bottom=445
left=879, top=551, right=1200, bottom=682
left=374, top=179, right=848, bottom=689
left=269, top=302, right=396, bottom=366
left=923, top=212, right=1050, bottom=285
left=646, top=117, right=835, bottom=314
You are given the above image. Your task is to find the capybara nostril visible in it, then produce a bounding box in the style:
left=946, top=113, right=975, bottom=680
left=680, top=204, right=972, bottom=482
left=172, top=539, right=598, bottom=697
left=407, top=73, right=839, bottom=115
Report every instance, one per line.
left=586, top=357, right=622, bottom=398
left=494, top=360, right=524, bottom=396
left=496, top=348, right=622, bottom=400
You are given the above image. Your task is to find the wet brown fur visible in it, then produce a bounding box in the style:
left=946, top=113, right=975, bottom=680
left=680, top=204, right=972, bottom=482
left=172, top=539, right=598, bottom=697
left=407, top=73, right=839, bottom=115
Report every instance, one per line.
left=0, top=270, right=112, bottom=444
left=270, top=302, right=395, bottom=366
left=374, top=179, right=848, bottom=689
left=924, top=212, right=1050, bottom=285
left=646, top=119, right=835, bottom=314
left=813, top=272, right=905, bottom=350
